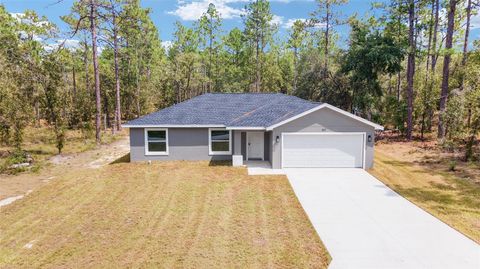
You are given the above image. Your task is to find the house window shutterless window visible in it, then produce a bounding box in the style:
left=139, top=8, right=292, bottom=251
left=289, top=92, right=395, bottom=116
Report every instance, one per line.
left=145, top=129, right=168, bottom=155
left=209, top=129, right=231, bottom=155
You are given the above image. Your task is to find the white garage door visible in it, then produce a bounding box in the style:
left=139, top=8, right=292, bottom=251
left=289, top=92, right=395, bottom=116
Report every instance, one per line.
left=282, top=133, right=365, bottom=168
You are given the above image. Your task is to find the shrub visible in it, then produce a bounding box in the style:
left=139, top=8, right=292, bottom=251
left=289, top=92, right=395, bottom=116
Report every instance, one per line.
left=448, top=160, right=457, bottom=172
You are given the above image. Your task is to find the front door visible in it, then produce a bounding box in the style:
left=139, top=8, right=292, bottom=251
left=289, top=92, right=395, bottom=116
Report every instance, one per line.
left=247, top=132, right=264, bottom=160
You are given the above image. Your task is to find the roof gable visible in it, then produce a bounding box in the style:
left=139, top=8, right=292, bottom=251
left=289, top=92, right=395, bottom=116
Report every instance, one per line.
left=265, top=103, right=384, bottom=130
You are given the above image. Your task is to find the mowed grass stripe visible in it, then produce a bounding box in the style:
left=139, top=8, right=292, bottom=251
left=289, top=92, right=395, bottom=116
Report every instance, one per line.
left=0, top=161, right=330, bottom=268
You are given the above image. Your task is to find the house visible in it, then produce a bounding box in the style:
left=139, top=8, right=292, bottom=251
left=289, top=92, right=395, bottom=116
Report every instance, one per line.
left=123, top=93, right=383, bottom=169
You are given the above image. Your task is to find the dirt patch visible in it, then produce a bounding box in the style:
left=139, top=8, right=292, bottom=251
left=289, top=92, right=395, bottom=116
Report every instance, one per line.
left=49, top=138, right=129, bottom=168
left=0, top=137, right=129, bottom=201
left=376, top=140, right=480, bottom=185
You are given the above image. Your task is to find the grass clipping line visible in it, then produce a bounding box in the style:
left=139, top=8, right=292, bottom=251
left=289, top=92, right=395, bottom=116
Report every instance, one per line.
left=0, top=161, right=330, bottom=268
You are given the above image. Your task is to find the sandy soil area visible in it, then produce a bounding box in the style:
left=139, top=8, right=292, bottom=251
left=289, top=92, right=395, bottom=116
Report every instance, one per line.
left=0, top=137, right=129, bottom=202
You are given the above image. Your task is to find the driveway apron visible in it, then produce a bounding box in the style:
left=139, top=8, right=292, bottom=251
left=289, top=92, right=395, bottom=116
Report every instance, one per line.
left=286, top=168, right=480, bottom=269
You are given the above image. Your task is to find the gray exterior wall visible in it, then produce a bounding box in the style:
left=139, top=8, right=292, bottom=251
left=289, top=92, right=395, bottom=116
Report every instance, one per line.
left=233, top=130, right=242, bottom=155
left=264, top=131, right=271, bottom=161
left=241, top=132, right=247, bottom=160
left=130, top=128, right=232, bottom=162
left=271, top=107, right=376, bottom=169
left=129, top=108, right=376, bottom=168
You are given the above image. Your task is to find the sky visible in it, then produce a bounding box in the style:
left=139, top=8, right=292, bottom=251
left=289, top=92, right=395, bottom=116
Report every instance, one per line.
left=1, top=0, right=479, bottom=49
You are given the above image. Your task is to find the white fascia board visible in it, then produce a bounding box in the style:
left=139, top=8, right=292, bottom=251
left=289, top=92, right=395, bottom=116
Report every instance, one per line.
left=122, top=124, right=226, bottom=128
left=225, top=126, right=266, bottom=130
left=266, top=103, right=384, bottom=131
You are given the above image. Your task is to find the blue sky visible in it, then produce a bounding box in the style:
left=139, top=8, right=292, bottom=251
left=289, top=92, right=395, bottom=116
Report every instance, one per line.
left=1, top=0, right=479, bottom=48
left=1, top=0, right=384, bottom=46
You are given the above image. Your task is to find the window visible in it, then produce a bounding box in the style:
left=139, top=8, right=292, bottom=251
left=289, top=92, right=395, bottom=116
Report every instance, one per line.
left=209, top=129, right=231, bottom=155
left=145, top=129, right=168, bottom=155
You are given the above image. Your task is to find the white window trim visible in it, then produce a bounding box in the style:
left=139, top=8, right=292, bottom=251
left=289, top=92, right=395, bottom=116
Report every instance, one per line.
left=208, top=128, right=232, bottom=155
left=144, top=128, right=169, bottom=156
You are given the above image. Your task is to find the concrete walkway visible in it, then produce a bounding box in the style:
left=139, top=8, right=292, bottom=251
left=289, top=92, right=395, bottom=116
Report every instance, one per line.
left=285, top=168, right=480, bottom=269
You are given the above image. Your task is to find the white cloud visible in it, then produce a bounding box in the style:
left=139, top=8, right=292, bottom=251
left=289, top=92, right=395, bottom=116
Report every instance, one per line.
left=281, top=18, right=326, bottom=29
left=271, top=14, right=284, bottom=26
left=161, top=40, right=173, bottom=51
left=63, top=39, right=80, bottom=48
left=10, top=12, right=25, bottom=22
left=271, top=0, right=312, bottom=2
left=44, top=38, right=81, bottom=52
left=283, top=18, right=305, bottom=29
left=168, top=0, right=248, bottom=21
left=10, top=12, right=51, bottom=28
left=168, top=0, right=316, bottom=29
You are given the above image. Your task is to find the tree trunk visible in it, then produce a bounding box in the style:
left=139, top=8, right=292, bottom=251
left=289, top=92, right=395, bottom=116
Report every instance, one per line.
left=324, top=1, right=330, bottom=73
left=255, top=35, right=260, bottom=92
left=406, top=0, right=415, bottom=140
left=460, top=0, right=472, bottom=92
left=431, top=0, right=440, bottom=73
left=72, top=65, right=77, bottom=102
left=72, top=65, right=77, bottom=127
left=209, top=28, right=213, bottom=92
left=396, top=12, right=402, bottom=102
left=426, top=0, right=439, bottom=133
left=465, top=118, right=478, bottom=161
left=293, top=46, right=298, bottom=94
left=103, top=88, right=109, bottom=130
left=135, top=47, right=141, bottom=116
left=396, top=71, right=401, bottom=101
left=112, top=10, right=121, bottom=133
left=89, top=0, right=102, bottom=144
left=438, top=0, right=457, bottom=139
left=83, top=37, right=90, bottom=93
left=425, top=0, right=435, bottom=76
left=462, top=0, right=472, bottom=67
left=34, top=100, right=40, bottom=127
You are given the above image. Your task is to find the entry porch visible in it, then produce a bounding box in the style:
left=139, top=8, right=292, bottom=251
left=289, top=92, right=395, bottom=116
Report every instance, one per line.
left=230, top=129, right=273, bottom=166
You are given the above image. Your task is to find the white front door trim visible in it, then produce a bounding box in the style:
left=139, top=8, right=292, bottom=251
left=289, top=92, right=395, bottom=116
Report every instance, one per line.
left=281, top=132, right=366, bottom=169
left=246, top=132, right=264, bottom=160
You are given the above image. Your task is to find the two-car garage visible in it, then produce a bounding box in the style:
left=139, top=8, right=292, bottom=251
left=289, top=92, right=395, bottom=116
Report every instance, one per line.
left=281, top=133, right=366, bottom=168
left=268, top=104, right=383, bottom=169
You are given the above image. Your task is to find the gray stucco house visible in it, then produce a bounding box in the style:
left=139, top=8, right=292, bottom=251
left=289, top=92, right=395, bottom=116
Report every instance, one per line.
left=123, top=93, right=383, bottom=169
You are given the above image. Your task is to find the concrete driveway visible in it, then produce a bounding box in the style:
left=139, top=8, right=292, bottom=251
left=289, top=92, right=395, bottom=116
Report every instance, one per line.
left=286, top=168, right=480, bottom=269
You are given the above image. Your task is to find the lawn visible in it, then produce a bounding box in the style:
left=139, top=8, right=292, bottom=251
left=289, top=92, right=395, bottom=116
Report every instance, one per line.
left=0, top=161, right=330, bottom=268
left=370, top=142, right=480, bottom=243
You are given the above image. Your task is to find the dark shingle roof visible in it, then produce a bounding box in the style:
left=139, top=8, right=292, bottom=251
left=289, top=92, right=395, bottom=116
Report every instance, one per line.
left=124, top=93, right=320, bottom=128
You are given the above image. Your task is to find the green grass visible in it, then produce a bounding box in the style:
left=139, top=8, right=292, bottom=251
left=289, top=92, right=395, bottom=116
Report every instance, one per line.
left=370, top=147, right=480, bottom=243
left=0, top=161, right=330, bottom=268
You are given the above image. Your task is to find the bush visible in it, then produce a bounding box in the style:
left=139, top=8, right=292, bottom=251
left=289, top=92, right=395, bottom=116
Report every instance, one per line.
left=80, top=121, right=95, bottom=139
left=8, top=150, right=29, bottom=164
left=448, top=160, right=457, bottom=172
left=0, top=150, right=32, bottom=174
left=0, top=123, right=10, bottom=145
